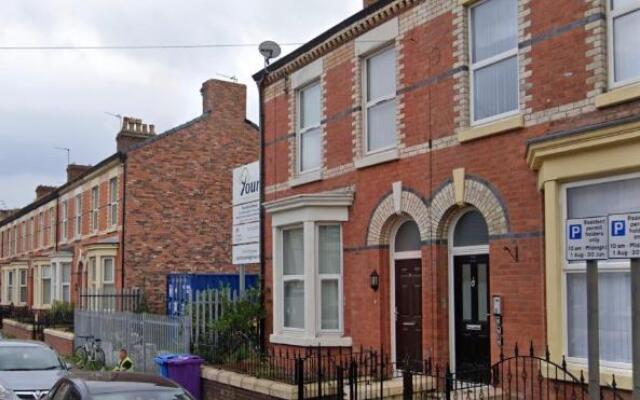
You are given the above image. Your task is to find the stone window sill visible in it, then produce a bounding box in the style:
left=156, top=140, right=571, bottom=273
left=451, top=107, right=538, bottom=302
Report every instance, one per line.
left=459, top=114, right=524, bottom=143
left=354, top=149, right=399, bottom=170
left=289, top=171, right=323, bottom=188
left=595, top=82, right=640, bottom=109
left=270, top=333, right=353, bottom=347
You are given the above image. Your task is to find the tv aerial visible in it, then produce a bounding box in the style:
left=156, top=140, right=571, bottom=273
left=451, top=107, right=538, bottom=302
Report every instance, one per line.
left=258, top=41, right=281, bottom=68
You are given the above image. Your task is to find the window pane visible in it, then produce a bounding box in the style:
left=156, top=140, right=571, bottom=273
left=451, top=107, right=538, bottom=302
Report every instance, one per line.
left=471, top=0, right=518, bottom=62
left=319, top=226, right=341, bottom=274
left=43, top=279, right=51, bottom=305
left=462, top=264, right=472, bottom=320
left=284, top=280, right=304, bottom=328
left=567, top=272, right=632, bottom=363
left=395, top=221, right=421, bottom=252
left=41, top=266, right=51, bottom=279
left=103, top=258, right=114, bottom=282
left=474, top=55, right=518, bottom=121
left=62, top=286, right=71, bottom=303
left=454, top=211, right=489, bottom=247
left=321, top=280, right=339, bottom=330
left=612, top=0, right=639, bottom=11
left=367, top=99, right=396, bottom=152
left=367, top=48, right=396, bottom=101
left=20, top=270, right=27, bottom=285
left=283, top=228, right=304, bottom=276
left=300, top=83, right=321, bottom=128
left=478, top=264, right=488, bottom=321
left=567, top=177, right=640, bottom=219
left=62, top=263, right=71, bottom=284
left=20, top=286, right=27, bottom=303
left=301, top=128, right=321, bottom=172
left=613, top=11, right=640, bottom=83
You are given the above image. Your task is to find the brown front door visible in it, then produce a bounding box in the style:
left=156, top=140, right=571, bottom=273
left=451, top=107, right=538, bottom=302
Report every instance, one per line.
left=395, top=258, right=422, bottom=370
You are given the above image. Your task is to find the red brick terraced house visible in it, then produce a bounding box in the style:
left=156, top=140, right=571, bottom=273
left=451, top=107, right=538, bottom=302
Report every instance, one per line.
left=255, top=0, right=640, bottom=392
left=0, top=79, right=259, bottom=313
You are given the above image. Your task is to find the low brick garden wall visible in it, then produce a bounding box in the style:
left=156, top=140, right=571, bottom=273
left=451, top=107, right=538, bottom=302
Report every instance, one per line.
left=1, top=318, right=34, bottom=340
left=201, top=366, right=297, bottom=400
left=44, top=328, right=75, bottom=356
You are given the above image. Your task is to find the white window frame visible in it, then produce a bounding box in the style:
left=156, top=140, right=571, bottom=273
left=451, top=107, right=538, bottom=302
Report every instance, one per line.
left=560, top=172, right=638, bottom=372
left=61, top=201, right=68, bottom=241
left=468, top=0, right=520, bottom=125
left=18, top=268, right=27, bottom=305
left=61, top=262, right=72, bottom=303
left=315, top=223, right=343, bottom=334
left=281, top=226, right=306, bottom=332
left=607, top=0, right=640, bottom=88
left=102, top=256, right=116, bottom=290
left=39, top=213, right=45, bottom=247
left=296, top=81, right=323, bottom=176
left=6, top=270, right=14, bottom=304
left=49, top=208, right=55, bottom=244
left=109, top=178, right=118, bottom=227
left=40, top=264, right=53, bottom=307
left=75, top=194, right=82, bottom=238
left=91, top=186, right=99, bottom=232
left=362, top=45, right=397, bottom=156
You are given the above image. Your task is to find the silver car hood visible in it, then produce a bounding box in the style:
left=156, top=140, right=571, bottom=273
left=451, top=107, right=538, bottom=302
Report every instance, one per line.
left=0, top=369, right=66, bottom=391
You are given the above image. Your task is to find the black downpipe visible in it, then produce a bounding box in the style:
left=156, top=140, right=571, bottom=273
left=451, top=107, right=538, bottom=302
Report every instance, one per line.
left=257, top=74, right=267, bottom=350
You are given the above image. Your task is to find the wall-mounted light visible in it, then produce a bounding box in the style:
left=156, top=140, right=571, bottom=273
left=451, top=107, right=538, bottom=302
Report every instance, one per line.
left=370, top=270, right=380, bottom=291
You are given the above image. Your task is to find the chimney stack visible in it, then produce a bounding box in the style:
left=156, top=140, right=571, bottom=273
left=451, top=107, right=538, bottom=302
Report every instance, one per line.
left=363, top=0, right=379, bottom=7
left=66, top=164, right=92, bottom=182
left=35, top=185, right=56, bottom=200
left=201, top=79, right=247, bottom=122
left=0, top=209, right=18, bottom=221
left=116, top=117, right=156, bottom=153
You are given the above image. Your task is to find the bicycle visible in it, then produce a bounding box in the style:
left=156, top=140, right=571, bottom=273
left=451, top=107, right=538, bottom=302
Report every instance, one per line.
left=74, top=335, right=106, bottom=370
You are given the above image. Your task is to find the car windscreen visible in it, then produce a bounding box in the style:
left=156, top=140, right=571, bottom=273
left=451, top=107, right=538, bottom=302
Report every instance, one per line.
left=92, top=390, right=193, bottom=400
left=0, top=346, right=63, bottom=371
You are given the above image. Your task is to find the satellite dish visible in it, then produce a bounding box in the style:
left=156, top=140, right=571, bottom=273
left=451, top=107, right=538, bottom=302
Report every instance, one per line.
left=259, top=41, right=281, bottom=64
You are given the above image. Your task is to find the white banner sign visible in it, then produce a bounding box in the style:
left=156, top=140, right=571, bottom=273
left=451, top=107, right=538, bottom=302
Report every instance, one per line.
left=232, top=161, right=260, bottom=206
left=232, top=161, right=260, bottom=265
left=566, top=217, right=608, bottom=261
left=232, top=243, right=260, bottom=265
left=608, top=213, right=640, bottom=259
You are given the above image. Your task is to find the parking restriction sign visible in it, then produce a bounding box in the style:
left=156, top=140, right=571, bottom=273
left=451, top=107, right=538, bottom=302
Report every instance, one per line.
left=566, top=217, right=608, bottom=261
left=608, top=213, right=640, bottom=259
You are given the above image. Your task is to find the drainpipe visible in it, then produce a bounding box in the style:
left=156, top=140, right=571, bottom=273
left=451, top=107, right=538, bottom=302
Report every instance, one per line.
left=120, top=154, right=127, bottom=292
left=256, top=72, right=267, bottom=350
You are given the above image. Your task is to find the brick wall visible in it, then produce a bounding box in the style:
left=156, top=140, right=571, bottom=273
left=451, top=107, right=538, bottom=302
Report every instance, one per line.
left=123, top=80, right=259, bottom=312
left=44, top=329, right=75, bottom=356
left=258, top=0, right=640, bottom=368
left=202, top=379, right=277, bottom=400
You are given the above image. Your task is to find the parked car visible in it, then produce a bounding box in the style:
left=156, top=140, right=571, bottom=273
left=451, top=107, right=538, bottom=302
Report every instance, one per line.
left=45, top=372, right=194, bottom=400
left=0, top=340, right=69, bottom=400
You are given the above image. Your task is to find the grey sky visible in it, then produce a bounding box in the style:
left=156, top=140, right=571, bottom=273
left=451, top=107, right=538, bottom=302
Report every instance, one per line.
left=0, top=0, right=361, bottom=208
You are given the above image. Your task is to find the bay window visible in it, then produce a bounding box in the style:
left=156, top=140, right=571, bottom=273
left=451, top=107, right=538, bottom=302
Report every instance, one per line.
left=41, top=265, right=52, bottom=306
left=470, top=0, right=519, bottom=123
left=62, top=263, right=71, bottom=303
left=609, top=0, right=640, bottom=86
left=19, top=269, right=27, bottom=304
left=297, top=82, right=322, bottom=174
left=563, top=174, right=638, bottom=368
left=5, top=270, right=13, bottom=304
left=266, top=190, right=353, bottom=347
left=102, top=257, right=115, bottom=294
left=364, top=46, right=397, bottom=153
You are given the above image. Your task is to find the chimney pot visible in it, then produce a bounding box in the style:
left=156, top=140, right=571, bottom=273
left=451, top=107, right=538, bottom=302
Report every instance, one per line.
left=363, top=0, right=379, bottom=7
left=116, top=116, right=156, bottom=153
left=66, top=164, right=92, bottom=182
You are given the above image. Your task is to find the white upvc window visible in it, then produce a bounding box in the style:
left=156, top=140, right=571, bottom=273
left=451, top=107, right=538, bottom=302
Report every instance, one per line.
left=11, top=227, right=17, bottom=255
left=20, top=223, right=25, bottom=253
left=6, top=270, right=14, bottom=304
left=50, top=208, right=55, bottom=244
left=89, top=257, right=98, bottom=292
left=61, top=201, right=68, bottom=241
left=75, top=194, right=82, bottom=237
left=317, top=224, right=342, bottom=332
left=282, top=227, right=305, bottom=329
left=91, top=186, right=99, bottom=232
left=62, top=263, right=71, bottom=303
left=363, top=46, right=397, bottom=154
left=19, top=269, right=27, bottom=304
left=561, top=173, right=639, bottom=371
left=102, top=256, right=116, bottom=294
left=109, top=178, right=118, bottom=227
left=608, top=0, right=640, bottom=87
left=39, top=213, right=45, bottom=247
left=27, top=219, right=33, bottom=251
left=469, top=0, right=519, bottom=124
left=297, top=82, right=322, bottom=174
left=40, top=265, right=52, bottom=306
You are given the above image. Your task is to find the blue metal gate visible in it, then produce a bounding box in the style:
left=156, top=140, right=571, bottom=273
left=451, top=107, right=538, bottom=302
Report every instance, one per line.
left=166, top=273, right=258, bottom=316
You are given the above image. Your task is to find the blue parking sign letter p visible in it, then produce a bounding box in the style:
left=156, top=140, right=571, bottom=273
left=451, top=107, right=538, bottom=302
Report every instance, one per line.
left=611, top=220, right=626, bottom=237
left=569, top=224, right=582, bottom=240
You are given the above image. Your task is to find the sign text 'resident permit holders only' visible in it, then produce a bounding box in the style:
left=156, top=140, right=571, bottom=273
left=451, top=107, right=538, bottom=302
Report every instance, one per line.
left=566, top=217, right=608, bottom=261
left=608, top=212, right=640, bottom=259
